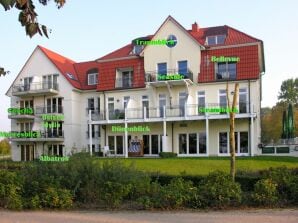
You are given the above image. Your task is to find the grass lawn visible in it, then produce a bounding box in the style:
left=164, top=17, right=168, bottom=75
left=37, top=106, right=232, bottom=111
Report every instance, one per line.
left=94, top=156, right=298, bottom=175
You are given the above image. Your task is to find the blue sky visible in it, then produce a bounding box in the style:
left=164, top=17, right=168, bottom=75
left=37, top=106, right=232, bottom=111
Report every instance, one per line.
left=0, top=0, right=297, bottom=132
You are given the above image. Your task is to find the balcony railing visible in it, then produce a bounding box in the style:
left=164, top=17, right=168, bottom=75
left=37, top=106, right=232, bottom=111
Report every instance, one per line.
left=145, top=69, right=193, bottom=82
left=35, top=106, right=63, bottom=114
left=12, top=82, right=59, bottom=94
left=90, top=102, right=251, bottom=121
left=115, top=77, right=133, bottom=88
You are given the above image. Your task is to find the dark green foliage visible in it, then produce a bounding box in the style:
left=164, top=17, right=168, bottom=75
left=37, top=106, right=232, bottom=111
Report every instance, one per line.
left=197, top=171, right=242, bottom=208
left=252, top=179, right=278, bottom=206
left=261, top=167, right=298, bottom=204
left=159, top=152, right=177, bottom=158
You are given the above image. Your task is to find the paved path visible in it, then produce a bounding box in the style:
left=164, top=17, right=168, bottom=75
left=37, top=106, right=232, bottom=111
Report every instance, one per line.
left=0, top=209, right=297, bottom=223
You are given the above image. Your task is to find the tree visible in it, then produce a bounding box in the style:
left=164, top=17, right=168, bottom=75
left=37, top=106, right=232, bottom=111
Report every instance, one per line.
left=0, top=0, right=66, bottom=76
left=226, top=82, right=239, bottom=182
left=278, top=78, right=298, bottom=105
left=0, top=139, right=11, bottom=155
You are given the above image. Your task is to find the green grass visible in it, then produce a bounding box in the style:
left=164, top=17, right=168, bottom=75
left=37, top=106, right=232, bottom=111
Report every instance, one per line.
left=94, top=156, right=298, bottom=176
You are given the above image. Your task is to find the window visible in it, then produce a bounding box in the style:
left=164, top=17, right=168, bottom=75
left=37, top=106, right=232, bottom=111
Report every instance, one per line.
left=178, top=60, right=188, bottom=76
left=216, top=62, right=237, bottom=80
left=199, top=132, right=207, bottom=154
left=206, top=35, right=226, bottom=45
left=87, top=124, right=95, bottom=138
left=87, top=98, right=95, bottom=111
left=219, top=132, right=228, bottom=154
left=157, top=63, right=167, bottom=75
left=87, top=68, right=98, bottom=85
left=197, top=91, right=205, bottom=115
left=189, top=133, right=197, bottom=154
left=151, top=135, right=159, bottom=154
left=24, top=77, right=33, bottom=91
left=108, top=97, right=114, bottom=120
left=239, top=132, right=249, bottom=153
left=179, top=134, right=187, bottom=154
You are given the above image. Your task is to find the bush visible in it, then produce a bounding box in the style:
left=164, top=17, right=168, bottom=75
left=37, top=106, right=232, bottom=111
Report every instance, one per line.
left=261, top=167, right=298, bottom=204
left=97, top=161, right=151, bottom=208
left=159, top=152, right=177, bottom=158
left=0, top=170, right=23, bottom=210
left=198, top=171, right=242, bottom=208
left=41, top=187, right=73, bottom=209
left=252, top=178, right=278, bottom=206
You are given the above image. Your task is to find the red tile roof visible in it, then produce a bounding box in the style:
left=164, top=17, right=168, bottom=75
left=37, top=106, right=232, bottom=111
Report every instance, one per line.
left=98, top=24, right=261, bottom=60
left=38, top=45, right=82, bottom=89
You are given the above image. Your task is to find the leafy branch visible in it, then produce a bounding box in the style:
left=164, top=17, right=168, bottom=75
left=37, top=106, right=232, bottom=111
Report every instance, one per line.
left=0, top=0, right=65, bottom=38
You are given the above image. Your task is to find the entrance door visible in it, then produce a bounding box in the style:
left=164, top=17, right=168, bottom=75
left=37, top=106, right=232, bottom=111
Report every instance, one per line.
left=116, top=136, right=123, bottom=155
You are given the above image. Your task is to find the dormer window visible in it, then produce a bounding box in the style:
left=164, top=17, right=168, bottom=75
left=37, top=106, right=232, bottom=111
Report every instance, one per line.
left=87, top=68, right=98, bottom=85
left=206, top=35, right=226, bottom=45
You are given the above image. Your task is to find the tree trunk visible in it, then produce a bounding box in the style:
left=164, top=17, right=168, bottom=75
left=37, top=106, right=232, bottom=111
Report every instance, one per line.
left=226, top=82, right=239, bottom=181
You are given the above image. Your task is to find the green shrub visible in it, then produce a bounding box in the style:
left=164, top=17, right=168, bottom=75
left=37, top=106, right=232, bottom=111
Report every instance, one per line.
left=97, top=161, right=151, bottom=208
left=252, top=178, right=278, bottom=206
left=198, top=171, right=242, bottom=208
left=159, top=152, right=177, bottom=158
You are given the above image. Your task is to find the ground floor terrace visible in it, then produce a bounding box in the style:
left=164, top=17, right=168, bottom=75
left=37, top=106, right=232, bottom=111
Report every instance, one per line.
left=92, top=116, right=259, bottom=157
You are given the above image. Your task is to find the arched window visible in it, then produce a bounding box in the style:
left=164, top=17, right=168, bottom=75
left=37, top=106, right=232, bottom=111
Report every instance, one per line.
left=87, top=68, right=98, bottom=85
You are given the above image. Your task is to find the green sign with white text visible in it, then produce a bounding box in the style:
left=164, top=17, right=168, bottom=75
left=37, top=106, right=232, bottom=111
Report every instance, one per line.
left=211, top=56, right=240, bottom=63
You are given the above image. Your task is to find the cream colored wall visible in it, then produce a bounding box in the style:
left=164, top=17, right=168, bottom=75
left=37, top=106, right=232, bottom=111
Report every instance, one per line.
left=143, top=19, right=201, bottom=80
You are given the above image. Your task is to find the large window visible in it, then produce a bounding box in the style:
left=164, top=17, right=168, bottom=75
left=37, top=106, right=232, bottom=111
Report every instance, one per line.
left=143, top=135, right=162, bottom=155
left=115, top=69, right=133, bottom=88
left=179, top=92, right=188, bottom=117
left=87, top=68, right=98, bottom=85
left=206, top=35, right=226, bottom=45
left=178, top=133, right=206, bottom=155
left=216, top=62, right=237, bottom=80
left=219, top=131, right=249, bottom=155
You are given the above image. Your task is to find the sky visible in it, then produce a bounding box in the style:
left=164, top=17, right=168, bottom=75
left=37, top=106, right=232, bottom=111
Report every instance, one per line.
left=0, top=0, right=297, bottom=132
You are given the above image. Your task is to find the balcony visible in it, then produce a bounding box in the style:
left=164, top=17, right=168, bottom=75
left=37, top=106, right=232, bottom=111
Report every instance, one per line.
left=145, top=69, right=193, bottom=87
left=35, top=105, right=64, bottom=115
left=12, top=82, right=59, bottom=96
left=10, top=130, right=64, bottom=142
left=90, top=102, right=252, bottom=123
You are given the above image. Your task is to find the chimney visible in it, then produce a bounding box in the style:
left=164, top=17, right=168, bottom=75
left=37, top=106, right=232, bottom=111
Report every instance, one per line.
left=192, top=22, right=199, bottom=32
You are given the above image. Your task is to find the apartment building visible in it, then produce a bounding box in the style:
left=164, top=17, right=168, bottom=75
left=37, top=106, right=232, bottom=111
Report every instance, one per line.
left=6, top=16, right=265, bottom=161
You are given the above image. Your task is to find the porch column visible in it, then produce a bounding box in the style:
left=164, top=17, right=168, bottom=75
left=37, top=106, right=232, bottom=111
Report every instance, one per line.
left=88, top=110, right=93, bottom=156
left=250, top=115, right=254, bottom=157
left=124, top=108, right=128, bottom=158
left=206, top=114, right=209, bottom=156
left=163, top=105, right=167, bottom=152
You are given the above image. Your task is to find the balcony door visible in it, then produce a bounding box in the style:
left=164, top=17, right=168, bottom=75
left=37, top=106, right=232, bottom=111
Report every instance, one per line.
left=108, top=97, right=114, bottom=120
left=178, top=60, right=187, bottom=77
left=219, top=89, right=227, bottom=114
left=142, top=95, right=149, bottom=118
left=179, top=92, right=188, bottom=116
left=159, top=94, right=166, bottom=117
left=24, top=77, right=32, bottom=91
left=157, top=62, right=167, bottom=78
left=122, top=71, right=132, bottom=88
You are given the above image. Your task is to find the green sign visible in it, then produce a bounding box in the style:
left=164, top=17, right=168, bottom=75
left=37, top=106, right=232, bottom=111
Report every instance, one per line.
left=40, top=155, right=69, bottom=162
left=211, top=56, right=240, bottom=63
